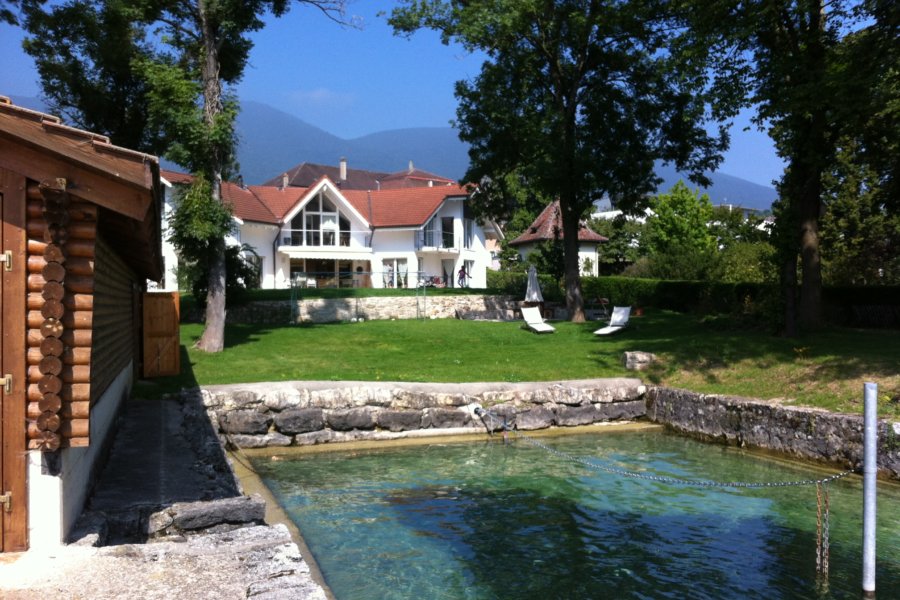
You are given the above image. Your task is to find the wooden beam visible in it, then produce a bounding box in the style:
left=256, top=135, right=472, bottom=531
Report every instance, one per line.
left=0, top=135, right=152, bottom=221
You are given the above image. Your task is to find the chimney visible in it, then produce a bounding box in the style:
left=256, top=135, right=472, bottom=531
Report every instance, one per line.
left=339, top=157, right=347, bottom=183
left=281, top=172, right=289, bottom=189
left=428, top=180, right=433, bottom=187
left=408, top=160, right=414, bottom=174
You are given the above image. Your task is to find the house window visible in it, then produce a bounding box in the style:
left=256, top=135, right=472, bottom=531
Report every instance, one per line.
left=464, top=218, right=474, bottom=249
left=289, top=190, right=348, bottom=247
left=424, top=217, right=436, bottom=247
left=441, top=217, right=454, bottom=248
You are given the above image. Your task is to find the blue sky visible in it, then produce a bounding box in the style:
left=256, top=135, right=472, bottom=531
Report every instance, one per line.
left=0, top=0, right=783, bottom=187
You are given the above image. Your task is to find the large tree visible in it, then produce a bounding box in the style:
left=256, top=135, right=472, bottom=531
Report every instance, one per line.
left=697, top=0, right=895, bottom=333
left=22, top=0, right=349, bottom=352
left=390, top=0, right=732, bottom=322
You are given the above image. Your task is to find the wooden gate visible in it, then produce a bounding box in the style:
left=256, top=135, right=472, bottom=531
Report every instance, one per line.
left=1, top=169, right=28, bottom=551
left=143, top=292, right=180, bottom=378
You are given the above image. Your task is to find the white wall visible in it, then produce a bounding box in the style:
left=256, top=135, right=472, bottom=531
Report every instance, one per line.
left=27, top=363, right=132, bottom=549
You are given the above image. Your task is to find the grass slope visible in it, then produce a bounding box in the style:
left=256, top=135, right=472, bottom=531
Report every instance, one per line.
left=136, top=311, right=899, bottom=416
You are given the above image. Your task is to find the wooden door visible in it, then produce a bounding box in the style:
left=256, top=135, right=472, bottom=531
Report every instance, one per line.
left=143, top=292, right=180, bottom=377
left=1, top=169, right=28, bottom=551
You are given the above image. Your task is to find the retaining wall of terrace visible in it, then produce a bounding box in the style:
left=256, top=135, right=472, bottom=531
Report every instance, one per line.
left=195, top=379, right=648, bottom=448
left=646, top=387, right=900, bottom=479
left=208, top=295, right=520, bottom=325
left=192, top=380, right=900, bottom=480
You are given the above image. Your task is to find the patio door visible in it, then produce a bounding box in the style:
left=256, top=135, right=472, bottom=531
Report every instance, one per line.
left=0, top=169, right=28, bottom=551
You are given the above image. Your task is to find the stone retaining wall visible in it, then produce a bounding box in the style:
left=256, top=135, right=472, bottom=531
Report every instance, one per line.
left=217, top=295, right=519, bottom=325
left=191, top=380, right=900, bottom=480
left=646, top=387, right=900, bottom=479
left=194, top=379, right=648, bottom=448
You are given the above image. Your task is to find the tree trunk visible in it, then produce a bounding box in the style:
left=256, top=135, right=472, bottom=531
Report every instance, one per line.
left=781, top=253, right=798, bottom=337
left=194, top=0, right=227, bottom=352
left=559, top=196, right=585, bottom=323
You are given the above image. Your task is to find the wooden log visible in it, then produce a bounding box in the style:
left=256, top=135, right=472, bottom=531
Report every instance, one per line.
left=28, top=346, right=90, bottom=366
left=28, top=383, right=90, bottom=403
left=28, top=400, right=88, bottom=420
left=39, top=317, right=64, bottom=338
left=39, top=336, right=64, bottom=357
left=59, top=419, right=89, bottom=440
left=40, top=299, right=64, bottom=320
left=28, top=238, right=94, bottom=259
left=28, top=292, right=93, bottom=312
left=32, top=430, right=62, bottom=451
left=28, top=273, right=93, bottom=294
left=38, top=374, right=62, bottom=395
left=42, top=209, right=69, bottom=227
left=41, top=261, right=66, bottom=282
left=40, top=280, right=64, bottom=301
left=26, top=199, right=96, bottom=220
left=43, top=224, right=68, bottom=245
left=29, top=365, right=90, bottom=384
left=27, top=328, right=92, bottom=348
left=29, top=310, right=92, bottom=330
left=26, top=182, right=41, bottom=201
left=26, top=220, right=96, bottom=241
left=38, top=356, right=62, bottom=376
left=38, top=393, right=62, bottom=413
left=43, top=243, right=65, bottom=264
left=37, top=411, right=61, bottom=433
left=28, top=256, right=93, bottom=276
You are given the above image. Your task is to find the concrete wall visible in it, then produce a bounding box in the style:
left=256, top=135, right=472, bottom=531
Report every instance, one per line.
left=28, top=363, right=132, bottom=549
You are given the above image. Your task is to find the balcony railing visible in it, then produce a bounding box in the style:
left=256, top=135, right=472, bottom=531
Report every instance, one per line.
left=415, top=230, right=457, bottom=252
left=280, top=228, right=371, bottom=248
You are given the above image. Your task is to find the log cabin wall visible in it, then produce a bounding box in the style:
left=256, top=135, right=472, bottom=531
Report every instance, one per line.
left=25, top=181, right=97, bottom=449
left=90, top=236, right=138, bottom=401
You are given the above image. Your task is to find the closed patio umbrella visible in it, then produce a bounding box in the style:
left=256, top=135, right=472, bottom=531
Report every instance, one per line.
left=525, top=265, right=544, bottom=303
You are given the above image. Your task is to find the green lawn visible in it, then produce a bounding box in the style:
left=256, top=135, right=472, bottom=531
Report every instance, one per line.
left=136, top=311, right=900, bottom=416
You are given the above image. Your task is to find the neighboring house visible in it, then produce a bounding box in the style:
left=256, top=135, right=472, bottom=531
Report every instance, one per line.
left=261, top=158, right=456, bottom=191
left=159, top=169, right=493, bottom=290
left=0, top=97, right=163, bottom=550
left=508, top=200, right=607, bottom=276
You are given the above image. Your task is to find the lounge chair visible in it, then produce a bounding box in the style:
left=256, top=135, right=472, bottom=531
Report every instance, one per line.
left=593, top=306, right=631, bottom=335
left=522, top=305, right=555, bottom=334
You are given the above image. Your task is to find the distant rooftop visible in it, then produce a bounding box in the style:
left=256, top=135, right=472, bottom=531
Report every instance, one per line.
left=262, top=159, right=456, bottom=191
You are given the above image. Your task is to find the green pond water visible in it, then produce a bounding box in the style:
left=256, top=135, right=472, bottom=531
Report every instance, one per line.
left=250, top=431, right=900, bottom=599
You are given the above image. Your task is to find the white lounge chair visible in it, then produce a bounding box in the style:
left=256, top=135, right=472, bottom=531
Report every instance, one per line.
left=593, top=306, right=631, bottom=335
left=521, top=306, right=555, bottom=334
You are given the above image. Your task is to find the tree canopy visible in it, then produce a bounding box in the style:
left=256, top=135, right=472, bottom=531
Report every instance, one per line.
left=390, top=0, right=734, bottom=322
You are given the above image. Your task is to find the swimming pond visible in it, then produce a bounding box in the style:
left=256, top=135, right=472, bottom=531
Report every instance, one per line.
left=250, top=430, right=900, bottom=599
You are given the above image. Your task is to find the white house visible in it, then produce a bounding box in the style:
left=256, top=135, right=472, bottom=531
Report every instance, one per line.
left=508, top=200, right=607, bottom=276
left=157, top=170, right=493, bottom=290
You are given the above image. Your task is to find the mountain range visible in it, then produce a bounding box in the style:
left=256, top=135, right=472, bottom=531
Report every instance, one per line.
left=8, top=95, right=777, bottom=211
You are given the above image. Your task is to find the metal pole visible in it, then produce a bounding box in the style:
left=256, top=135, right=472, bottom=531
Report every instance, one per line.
left=862, top=382, right=878, bottom=597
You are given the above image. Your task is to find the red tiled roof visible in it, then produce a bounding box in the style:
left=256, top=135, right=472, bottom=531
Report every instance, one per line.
left=163, top=170, right=468, bottom=228
left=344, top=185, right=468, bottom=228
left=378, top=168, right=456, bottom=189
left=508, top=200, right=607, bottom=246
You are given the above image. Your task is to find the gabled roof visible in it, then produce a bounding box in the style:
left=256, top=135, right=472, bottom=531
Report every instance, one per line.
left=508, top=200, right=607, bottom=246
left=0, top=96, right=162, bottom=280
left=343, top=185, right=468, bottom=228
left=164, top=170, right=470, bottom=229
left=261, top=160, right=458, bottom=191
left=162, top=169, right=293, bottom=225
left=262, top=162, right=387, bottom=190
left=379, top=167, right=456, bottom=189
